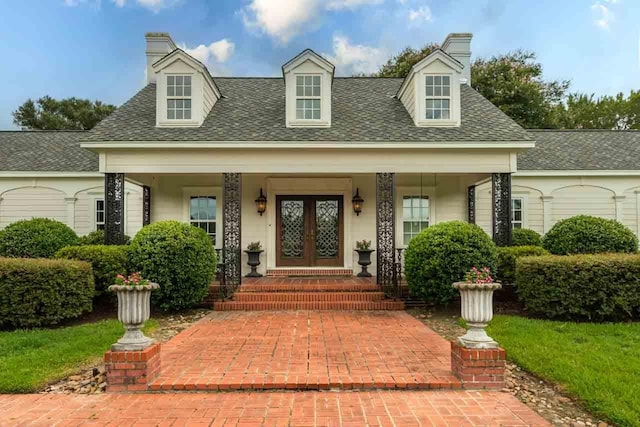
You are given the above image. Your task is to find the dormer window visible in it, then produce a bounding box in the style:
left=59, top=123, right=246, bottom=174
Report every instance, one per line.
left=167, top=75, right=192, bottom=120
left=425, top=75, right=450, bottom=120
left=295, top=75, right=321, bottom=120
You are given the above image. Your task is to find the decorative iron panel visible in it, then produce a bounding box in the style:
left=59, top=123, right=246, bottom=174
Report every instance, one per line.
left=223, top=173, right=242, bottom=293
left=143, top=186, right=151, bottom=226
left=492, top=173, right=512, bottom=247
left=280, top=200, right=305, bottom=258
left=376, top=173, right=396, bottom=297
left=105, top=173, right=125, bottom=245
left=467, top=185, right=476, bottom=224
left=315, top=200, right=339, bottom=258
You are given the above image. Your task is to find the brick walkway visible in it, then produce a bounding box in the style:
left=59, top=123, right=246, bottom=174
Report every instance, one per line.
left=0, top=391, right=549, bottom=426
left=151, top=311, right=460, bottom=391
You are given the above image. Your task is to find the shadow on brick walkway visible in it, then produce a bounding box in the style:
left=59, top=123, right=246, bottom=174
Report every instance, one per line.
left=151, top=311, right=461, bottom=391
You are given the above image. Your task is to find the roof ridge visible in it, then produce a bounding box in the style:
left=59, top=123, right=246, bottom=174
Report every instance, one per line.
left=0, top=130, right=87, bottom=133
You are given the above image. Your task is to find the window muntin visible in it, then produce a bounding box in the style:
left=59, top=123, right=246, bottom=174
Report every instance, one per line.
left=295, top=75, right=321, bottom=120
left=96, top=199, right=105, bottom=231
left=511, top=197, right=523, bottom=229
left=425, top=75, right=451, bottom=120
left=403, top=196, right=430, bottom=245
left=167, top=75, right=192, bottom=120
left=189, top=196, right=216, bottom=244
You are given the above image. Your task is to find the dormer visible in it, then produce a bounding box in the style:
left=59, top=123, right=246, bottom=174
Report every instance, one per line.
left=146, top=33, right=221, bottom=128
left=282, top=49, right=335, bottom=128
left=397, top=33, right=472, bottom=128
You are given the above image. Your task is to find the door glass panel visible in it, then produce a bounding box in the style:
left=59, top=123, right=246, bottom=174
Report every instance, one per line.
left=315, top=200, right=339, bottom=258
left=280, top=200, right=305, bottom=258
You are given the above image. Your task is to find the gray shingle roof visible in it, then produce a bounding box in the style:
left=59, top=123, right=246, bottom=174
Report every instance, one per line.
left=520, top=130, right=640, bottom=171
left=87, top=78, right=531, bottom=143
left=0, top=131, right=97, bottom=172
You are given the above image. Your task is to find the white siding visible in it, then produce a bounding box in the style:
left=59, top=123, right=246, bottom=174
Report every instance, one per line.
left=551, top=186, right=615, bottom=222
left=399, top=74, right=416, bottom=121
left=0, top=187, right=66, bottom=228
left=0, top=177, right=143, bottom=237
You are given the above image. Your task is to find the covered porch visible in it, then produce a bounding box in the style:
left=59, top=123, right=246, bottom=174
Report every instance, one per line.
left=95, top=144, right=517, bottom=297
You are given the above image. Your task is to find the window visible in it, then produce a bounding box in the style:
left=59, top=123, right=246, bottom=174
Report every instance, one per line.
left=189, top=196, right=216, bottom=243
left=425, top=75, right=451, bottom=120
left=95, top=199, right=105, bottom=231
left=403, top=196, right=430, bottom=245
left=167, top=75, right=192, bottom=120
left=295, top=75, right=321, bottom=120
left=511, top=197, right=523, bottom=229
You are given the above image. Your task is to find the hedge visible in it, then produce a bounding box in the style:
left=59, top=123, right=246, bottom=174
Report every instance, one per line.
left=0, top=218, right=78, bottom=258
left=405, top=221, right=497, bottom=304
left=128, top=221, right=216, bottom=311
left=496, top=245, right=548, bottom=284
left=77, top=230, right=131, bottom=246
left=511, top=228, right=542, bottom=247
left=0, top=257, right=94, bottom=329
left=516, top=254, right=640, bottom=321
left=543, top=215, right=638, bottom=255
left=56, top=245, right=129, bottom=296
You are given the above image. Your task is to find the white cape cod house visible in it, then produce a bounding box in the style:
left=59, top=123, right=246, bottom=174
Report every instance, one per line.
left=2, top=32, right=640, bottom=288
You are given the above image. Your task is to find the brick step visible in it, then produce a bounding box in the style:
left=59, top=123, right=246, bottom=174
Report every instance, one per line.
left=213, top=300, right=405, bottom=311
left=237, top=283, right=380, bottom=292
left=233, top=291, right=386, bottom=302
left=266, top=269, right=353, bottom=277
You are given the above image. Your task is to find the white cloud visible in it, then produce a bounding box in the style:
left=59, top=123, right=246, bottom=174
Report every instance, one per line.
left=324, top=35, right=388, bottom=76
left=408, top=6, right=432, bottom=23
left=183, top=39, right=236, bottom=68
left=241, top=0, right=383, bottom=44
left=111, top=0, right=178, bottom=12
left=591, top=0, right=618, bottom=29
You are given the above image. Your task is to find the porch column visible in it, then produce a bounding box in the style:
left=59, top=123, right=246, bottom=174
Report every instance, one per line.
left=467, top=185, right=476, bottom=224
left=614, top=195, right=625, bottom=222
left=223, top=173, right=242, bottom=287
left=142, top=185, right=151, bottom=226
left=492, top=173, right=512, bottom=246
left=376, top=173, right=395, bottom=285
left=64, top=197, right=77, bottom=230
left=541, top=195, right=553, bottom=234
left=105, top=173, right=126, bottom=245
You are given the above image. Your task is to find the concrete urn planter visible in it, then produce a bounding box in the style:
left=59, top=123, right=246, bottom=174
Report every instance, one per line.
left=453, top=281, right=502, bottom=349
left=108, top=283, right=159, bottom=351
left=355, top=249, right=375, bottom=277
left=244, top=250, right=264, bottom=278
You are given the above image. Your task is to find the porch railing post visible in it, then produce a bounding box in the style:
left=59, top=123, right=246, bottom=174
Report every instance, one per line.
left=467, top=185, right=476, bottom=224
left=376, top=173, right=396, bottom=294
left=492, top=173, right=512, bottom=246
left=104, top=173, right=126, bottom=245
left=142, top=185, right=151, bottom=226
left=223, top=173, right=242, bottom=292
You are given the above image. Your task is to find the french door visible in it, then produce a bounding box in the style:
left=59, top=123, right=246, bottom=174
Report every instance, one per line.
left=276, top=195, right=343, bottom=267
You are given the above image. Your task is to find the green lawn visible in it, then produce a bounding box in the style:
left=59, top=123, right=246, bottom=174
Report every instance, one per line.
left=487, top=315, right=640, bottom=427
left=0, top=319, right=157, bottom=393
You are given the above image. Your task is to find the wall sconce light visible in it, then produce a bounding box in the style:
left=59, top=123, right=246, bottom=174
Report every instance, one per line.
left=352, top=188, right=364, bottom=216
left=255, top=188, right=267, bottom=216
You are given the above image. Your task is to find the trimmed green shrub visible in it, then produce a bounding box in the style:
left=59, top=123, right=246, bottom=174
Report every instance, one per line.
left=517, top=254, right=640, bottom=321
left=496, top=245, right=548, bottom=284
left=0, top=257, right=94, bottom=329
left=0, top=218, right=78, bottom=258
left=128, top=221, right=216, bottom=311
left=55, top=245, right=129, bottom=296
left=77, top=230, right=130, bottom=246
left=543, top=215, right=638, bottom=255
left=405, top=221, right=498, bottom=304
left=511, top=228, right=542, bottom=247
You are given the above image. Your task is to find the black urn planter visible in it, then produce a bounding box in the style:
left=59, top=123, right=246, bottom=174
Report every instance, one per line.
left=244, top=250, right=263, bottom=277
left=355, top=249, right=375, bottom=277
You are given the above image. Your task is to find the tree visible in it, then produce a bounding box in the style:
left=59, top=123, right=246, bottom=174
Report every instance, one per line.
left=471, top=50, right=569, bottom=129
left=377, top=43, right=440, bottom=78
left=12, top=96, right=116, bottom=130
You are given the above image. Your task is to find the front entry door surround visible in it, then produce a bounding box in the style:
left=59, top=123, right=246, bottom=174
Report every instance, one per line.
left=276, top=195, right=344, bottom=267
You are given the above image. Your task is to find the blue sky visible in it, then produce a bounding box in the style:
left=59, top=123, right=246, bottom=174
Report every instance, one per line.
left=0, top=0, right=638, bottom=129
